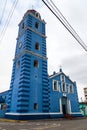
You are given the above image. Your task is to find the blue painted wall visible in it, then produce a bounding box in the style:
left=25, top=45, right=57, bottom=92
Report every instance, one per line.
left=7, top=10, right=50, bottom=116
left=49, top=69, right=81, bottom=117
left=0, top=10, right=82, bottom=120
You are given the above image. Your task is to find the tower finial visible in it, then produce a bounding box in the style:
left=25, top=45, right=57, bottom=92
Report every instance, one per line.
left=32, top=5, right=34, bottom=9
left=59, top=65, right=62, bottom=72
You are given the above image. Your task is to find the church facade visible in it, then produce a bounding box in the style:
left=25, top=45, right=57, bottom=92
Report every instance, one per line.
left=49, top=69, right=81, bottom=118
left=4, top=10, right=82, bottom=120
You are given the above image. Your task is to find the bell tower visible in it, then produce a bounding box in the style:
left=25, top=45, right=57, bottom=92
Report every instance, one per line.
left=6, top=10, right=50, bottom=119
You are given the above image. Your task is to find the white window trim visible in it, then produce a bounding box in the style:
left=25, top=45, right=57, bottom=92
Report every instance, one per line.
left=53, top=80, right=60, bottom=92
left=60, top=98, right=62, bottom=114
left=53, top=80, right=58, bottom=91
left=67, top=99, right=71, bottom=114
left=35, top=12, right=40, bottom=19
left=60, top=75, right=65, bottom=82
left=17, top=60, right=20, bottom=68
left=68, top=84, right=74, bottom=94
left=58, top=82, right=60, bottom=92
left=60, top=98, right=71, bottom=114
left=62, top=82, right=66, bottom=92
left=18, top=42, right=22, bottom=48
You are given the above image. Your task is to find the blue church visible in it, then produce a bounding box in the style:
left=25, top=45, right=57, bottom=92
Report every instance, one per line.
left=1, top=10, right=82, bottom=119
left=49, top=69, right=81, bottom=118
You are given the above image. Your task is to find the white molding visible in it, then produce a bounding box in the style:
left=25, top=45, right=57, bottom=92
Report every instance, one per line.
left=60, top=98, right=62, bottom=113
left=19, top=11, right=46, bottom=27
left=70, top=112, right=82, bottom=115
left=62, top=82, right=66, bottom=92
left=14, top=49, right=47, bottom=61
left=17, top=26, right=46, bottom=40
left=53, top=80, right=58, bottom=91
left=49, top=72, right=61, bottom=79
left=52, top=80, right=60, bottom=92
left=67, top=99, right=71, bottom=114
left=5, top=112, right=63, bottom=116
left=5, top=112, right=81, bottom=116
left=68, top=84, right=74, bottom=94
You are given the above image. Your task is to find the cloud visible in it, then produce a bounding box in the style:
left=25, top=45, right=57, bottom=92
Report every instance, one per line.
left=60, top=52, right=87, bottom=101
left=61, top=53, right=87, bottom=85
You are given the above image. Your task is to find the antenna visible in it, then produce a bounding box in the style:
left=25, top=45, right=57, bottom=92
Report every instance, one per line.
left=32, top=5, right=34, bottom=9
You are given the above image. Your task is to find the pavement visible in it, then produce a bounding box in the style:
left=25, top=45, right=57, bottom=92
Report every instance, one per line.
left=0, top=117, right=87, bottom=130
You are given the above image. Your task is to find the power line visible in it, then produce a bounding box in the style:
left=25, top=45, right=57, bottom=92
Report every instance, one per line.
left=0, top=0, right=18, bottom=44
left=49, top=0, right=87, bottom=51
left=42, top=0, right=87, bottom=51
left=0, top=0, right=7, bottom=25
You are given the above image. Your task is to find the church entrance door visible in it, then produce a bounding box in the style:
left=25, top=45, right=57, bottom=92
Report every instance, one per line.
left=61, top=97, right=68, bottom=115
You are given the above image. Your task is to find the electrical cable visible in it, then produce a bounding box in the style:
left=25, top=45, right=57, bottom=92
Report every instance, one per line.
left=45, top=0, right=87, bottom=51
left=0, top=0, right=7, bottom=24
left=49, top=0, right=87, bottom=51
left=42, top=0, right=87, bottom=51
left=0, top=0, right=18, bottom=44
left=44, top=0, right=87, bottom=51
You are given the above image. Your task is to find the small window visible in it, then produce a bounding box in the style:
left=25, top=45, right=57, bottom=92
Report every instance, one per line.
left=35, top=43, right=40, bottom=50
left=53, top=80, right=60, bottom=92
left=35, top=12, right=41, bottom=19
left=34, top=103, right=38, bottom=110
left=60, top=75, right=65, bottom=82
left=35, top=22, right=39, bottom=29
left=17, top=61, right=20, bottom=68
left=22, top=22, right=24, bottom=29
left=19, top=42, right=22, bottom=48
left=69, top=85, right=73, bottom=93
left=34, top=60, right=39, bottom=67
left=62, top=82, right=66, bottom=92
left=1, top=104, right=7, bottom=110
left=53, top=80, right=58, bottom=91
left=35, top=12, right=39, bottom=18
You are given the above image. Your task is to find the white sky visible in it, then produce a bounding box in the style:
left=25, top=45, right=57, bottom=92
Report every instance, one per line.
left=0, top=0, right=87, bottom=101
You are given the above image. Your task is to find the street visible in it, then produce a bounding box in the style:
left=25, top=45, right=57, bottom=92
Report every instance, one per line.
left=0, top=118, right=87, bottom=130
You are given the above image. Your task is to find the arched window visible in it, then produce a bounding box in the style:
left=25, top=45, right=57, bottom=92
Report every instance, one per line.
left=53, top=80, right=60, bottom=92
left=34, top=103, right=38, bottom=110
left=60, top=75, right=65, bottom=82
left=35, top=12, right=41, bottom=19
left=35, top=22, right=39, bottom=29
left=62, top=82, right=66, bottom=92
left=69, top=85, right=73, bottom=93
left=36, top=12, right=39, bottom=17
left=35, top=43, right=40, bottom=50
left=34, top=60, right=39, bottom=68
left=53, top=80, right=58, bottom=91
left=17, top=61, right=20, bottom=68
left=19, top=42, right=22, bottom=48
left=22, top=22, right=24, bottom=29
